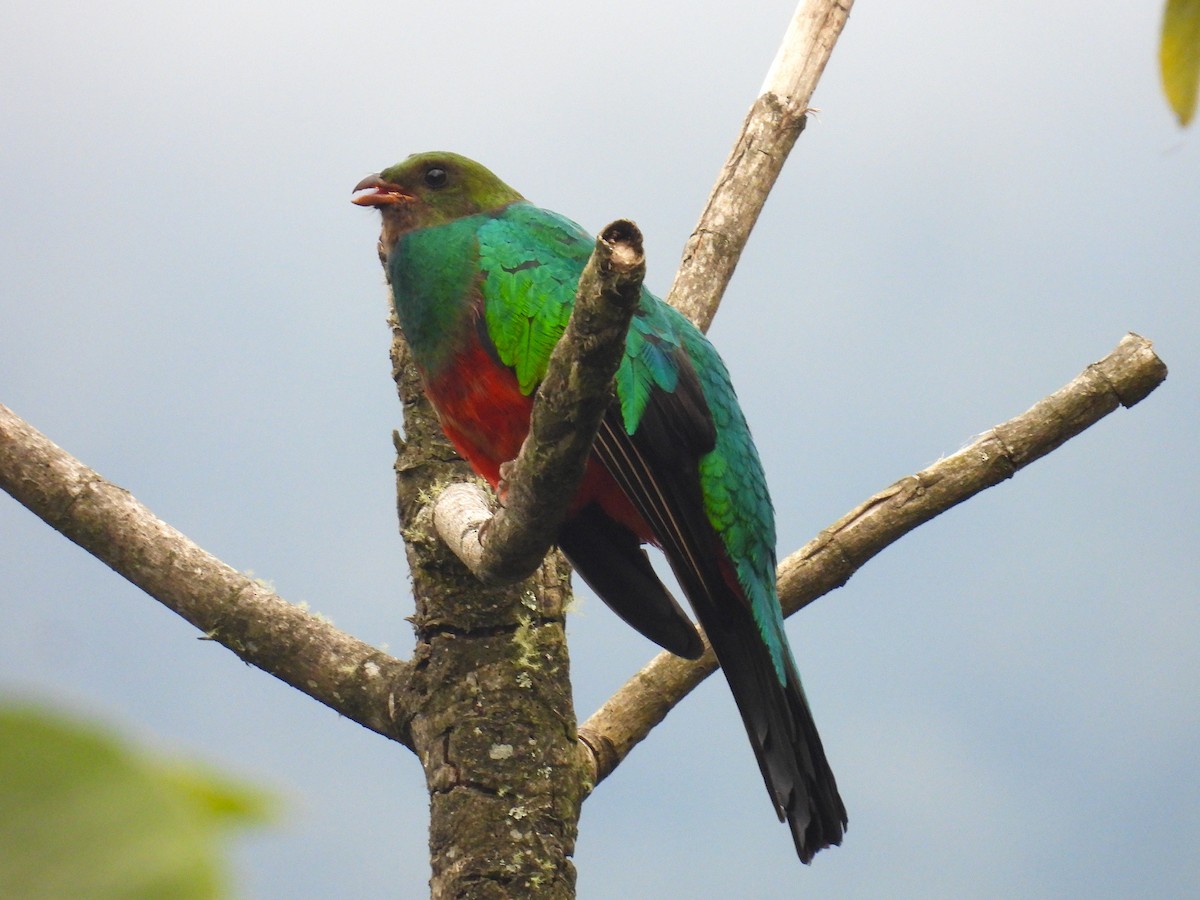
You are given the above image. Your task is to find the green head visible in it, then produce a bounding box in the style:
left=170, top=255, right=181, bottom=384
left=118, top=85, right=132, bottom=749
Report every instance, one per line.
left=352, top=152, right=523, bottom=255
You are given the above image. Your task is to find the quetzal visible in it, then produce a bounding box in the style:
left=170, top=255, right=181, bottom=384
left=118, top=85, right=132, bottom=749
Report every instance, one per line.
left=353, top=152, right=846, bottom=862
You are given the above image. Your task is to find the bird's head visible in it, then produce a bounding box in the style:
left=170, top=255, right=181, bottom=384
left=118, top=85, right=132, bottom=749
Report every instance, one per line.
left=353, top=152, right=523, bottom=264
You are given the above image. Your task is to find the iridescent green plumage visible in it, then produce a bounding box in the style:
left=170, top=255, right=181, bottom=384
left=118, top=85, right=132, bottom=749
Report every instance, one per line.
left=354, top=152, right=845, bottom=861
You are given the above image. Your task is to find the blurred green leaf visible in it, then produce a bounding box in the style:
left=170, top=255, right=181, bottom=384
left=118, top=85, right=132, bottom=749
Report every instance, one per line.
left=1161, top=0, right=1200, bottom=125
left=0, top=704, right=272, bottom=900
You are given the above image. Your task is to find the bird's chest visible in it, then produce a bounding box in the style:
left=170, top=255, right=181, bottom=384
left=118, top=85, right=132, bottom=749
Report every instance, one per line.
left=420, top=333, right=534, bottom=487
left=419, top=325, right=653, bottom=544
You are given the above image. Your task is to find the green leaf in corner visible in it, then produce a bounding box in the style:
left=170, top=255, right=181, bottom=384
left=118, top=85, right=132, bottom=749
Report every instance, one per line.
left=0, top=703, right=272, bottom=900
left=1161, top=0, right=1200, bottom=125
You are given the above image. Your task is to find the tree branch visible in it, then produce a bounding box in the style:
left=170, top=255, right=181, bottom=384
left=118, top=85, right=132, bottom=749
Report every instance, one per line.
left=431, top=220, right=645, bottom=583
left=0, top=403, right=413, bottom=746
left=667, top=0, right=855, bottom=332
left=577, top=333, right=1167, bottom=786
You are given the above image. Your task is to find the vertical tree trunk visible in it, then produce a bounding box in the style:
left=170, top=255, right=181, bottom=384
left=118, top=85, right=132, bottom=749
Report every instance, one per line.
left=389, top=325, right=587, bottom=898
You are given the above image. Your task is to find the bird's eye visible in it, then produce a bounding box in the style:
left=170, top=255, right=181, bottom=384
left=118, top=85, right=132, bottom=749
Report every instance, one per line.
left=423, top=167, right=448, bottom=188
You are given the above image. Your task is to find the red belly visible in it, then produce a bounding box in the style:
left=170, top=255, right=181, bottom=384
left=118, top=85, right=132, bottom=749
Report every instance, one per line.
left=423, top=339, right=651, bottom=542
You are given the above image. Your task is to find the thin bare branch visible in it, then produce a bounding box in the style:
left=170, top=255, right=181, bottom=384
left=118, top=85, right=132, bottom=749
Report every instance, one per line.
left=775, top=332, right=1168, bottom=616
left=0, top=403, right=413, bottom=745
left=432, top=220, right=645, bottom=583
left=578, top=333, right=1167, bottom=786
left=668, top=0, right=855, bottom=332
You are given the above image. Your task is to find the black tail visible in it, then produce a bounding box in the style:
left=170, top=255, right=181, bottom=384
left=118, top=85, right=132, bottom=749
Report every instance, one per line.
left=699, top=600, right=846, bottom=862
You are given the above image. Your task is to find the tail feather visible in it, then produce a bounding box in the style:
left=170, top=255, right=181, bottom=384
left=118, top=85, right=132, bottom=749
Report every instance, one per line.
left=696, top=581, right=846, bottom=862
left=558, top=504, right=704, bottom=659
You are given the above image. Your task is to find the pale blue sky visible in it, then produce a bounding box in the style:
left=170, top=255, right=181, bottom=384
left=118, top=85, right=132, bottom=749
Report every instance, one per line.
left=2, top=1, right=1197, bottom=897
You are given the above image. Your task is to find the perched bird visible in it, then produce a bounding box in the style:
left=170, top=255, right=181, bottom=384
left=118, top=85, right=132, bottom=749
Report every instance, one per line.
left=354, top=152, right=846, bottom=861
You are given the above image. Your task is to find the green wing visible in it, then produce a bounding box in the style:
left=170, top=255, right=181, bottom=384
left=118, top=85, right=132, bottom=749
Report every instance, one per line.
left=477, top=205, right=583, bottom=394
left=477, top=203, right=687, bottom=432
